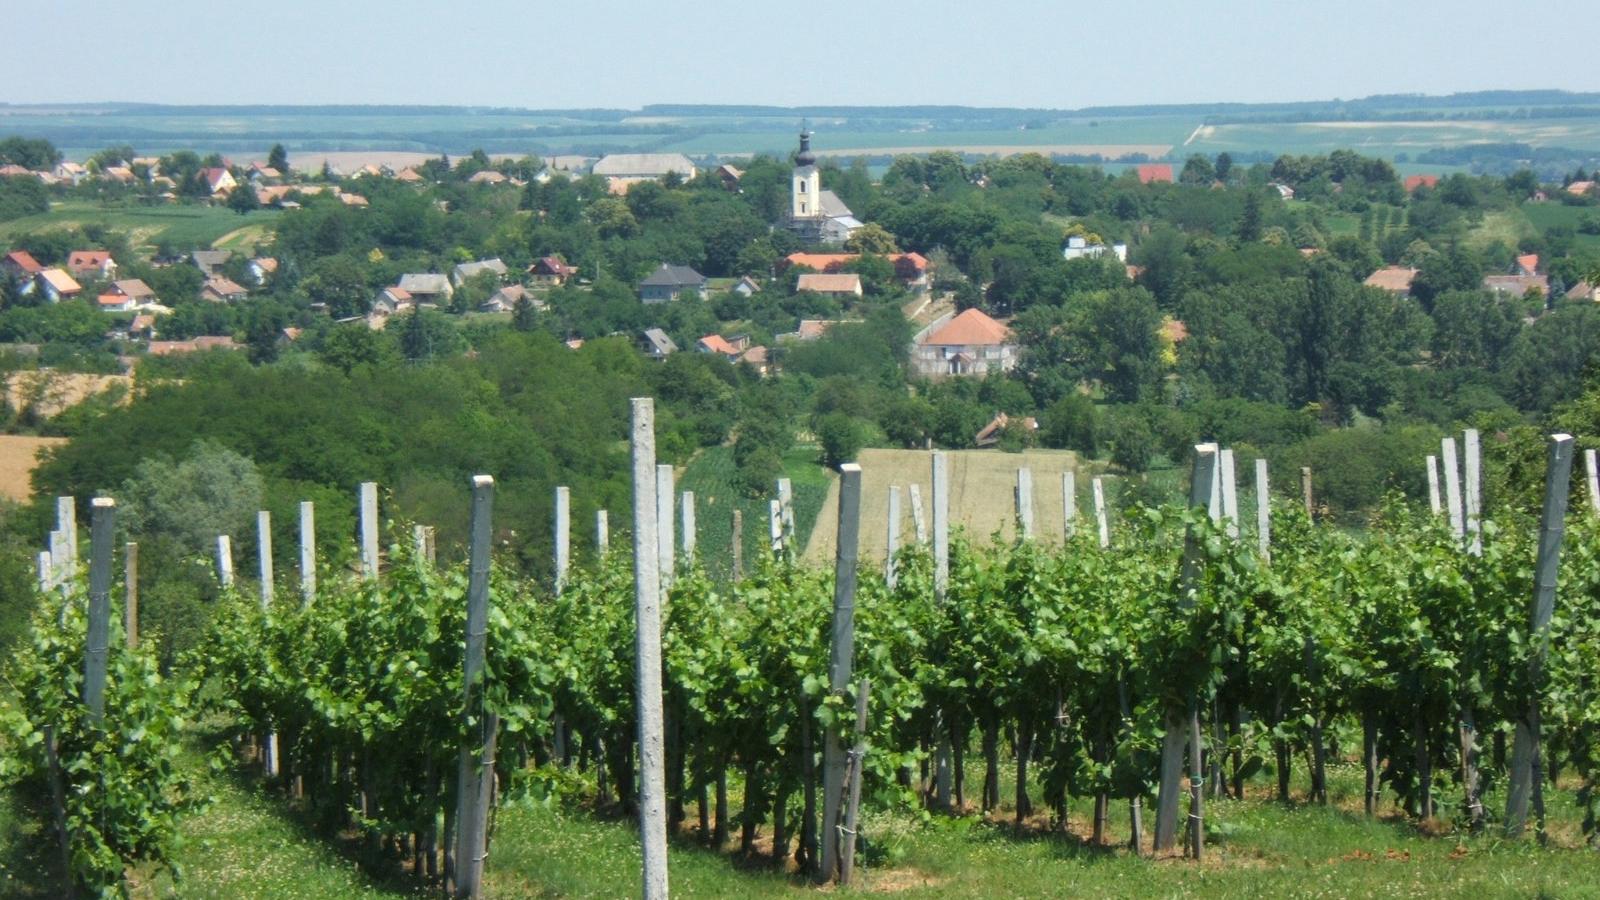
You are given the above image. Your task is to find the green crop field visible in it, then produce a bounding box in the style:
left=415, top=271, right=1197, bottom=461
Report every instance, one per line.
left=0, top=201, right=280, bottom=252
left=677, top=445, right=831, bottom=581
left=1523, top=200, right=1600, bottom=251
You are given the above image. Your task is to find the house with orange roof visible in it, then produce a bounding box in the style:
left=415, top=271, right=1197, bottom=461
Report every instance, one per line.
left=1363, top=266, right=1419, bottom=296
left=796, top=272, right=864, bottom=298
left=1515, top=254, right=1539, bottom=277
left=781, top=251, right=931, bottom=293
left=395, top=168, right=424, bottom=183
left=912, top=308, right=1017, bottom=379
left=1404, top=174, right=1440, bottom=192
left=35, top=268, right=83, bottom=302
left=1566, top=181, right=1595, bottom=196
left=247, top=257, right=279, bottom=285
left=67, top=250, right=117, bottom=280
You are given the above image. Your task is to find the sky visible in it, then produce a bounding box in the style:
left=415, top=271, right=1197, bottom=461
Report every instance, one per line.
left=5, top=0, right=1598, bottom=109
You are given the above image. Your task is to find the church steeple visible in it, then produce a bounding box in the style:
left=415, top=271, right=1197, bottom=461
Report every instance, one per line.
left=796, top=122, right=816, bottom=167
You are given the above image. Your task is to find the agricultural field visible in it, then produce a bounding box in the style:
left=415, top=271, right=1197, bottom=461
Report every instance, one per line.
left=0, top=435, right=64, bottom=501
left=1522, top=200, right=1600, bottom=251
left=678, top=445, right=831, bottom=580
left=1187, top=117, right=1600, bottom=158
left=0, top=201, right=279, bottom=253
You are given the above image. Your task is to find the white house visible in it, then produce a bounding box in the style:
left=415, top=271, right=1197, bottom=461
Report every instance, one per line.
left=1061, top=236, right=1128, bottom=262
left=911, top=308, right=1018, bottom=379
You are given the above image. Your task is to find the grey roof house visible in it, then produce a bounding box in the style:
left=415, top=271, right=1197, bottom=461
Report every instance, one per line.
left=191, top=249, right=233, bottom=276
left=451, top=258, right=509, bottom=287
left=397, top=273, right=454, bottom=301
left=638, top=264, right=707, bottom=303
left=593, top=153, right=697, bottom=180
left=640, top=328, right=677, bottom=360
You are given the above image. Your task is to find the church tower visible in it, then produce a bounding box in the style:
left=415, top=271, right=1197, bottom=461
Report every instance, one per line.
left=791, top=126, right=820, bottom=219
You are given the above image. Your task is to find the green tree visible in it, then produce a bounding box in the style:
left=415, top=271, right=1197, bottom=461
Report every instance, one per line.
left=119, top=441, right=264, bottom=553
left=226, top=182, right=260, bottom=215
left=267, top=143, right=290, bottom=174
left=844, top=223, right=900, bottom=255
left=1041, top=392, right=1100, bottom=456
left=816, top=412, right=867, bottom=469
left=1180, top=154, right=1216, bottom=185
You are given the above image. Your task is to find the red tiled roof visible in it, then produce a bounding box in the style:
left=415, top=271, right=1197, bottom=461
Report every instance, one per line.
left=1404, top=174, right=1440, bottom=192
left=698, top=334, right=739, bottom=356
left=3, top=250, right=42, bottom=274
left=1135, top=164, right=1174, bottom=184
left=1516, top=253, right=1539, bottom=274
left=922, top=308, right=1011, bottom=347
left=68, top=250, right=112, bottom=271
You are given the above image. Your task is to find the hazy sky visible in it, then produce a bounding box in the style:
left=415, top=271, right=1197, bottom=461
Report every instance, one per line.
left=6, top=0, right=1597, bottom=108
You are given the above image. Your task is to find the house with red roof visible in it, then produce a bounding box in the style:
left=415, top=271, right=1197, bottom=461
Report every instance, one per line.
left=1404, top=174, right=1441, bottom=192
left=67, top=250, right=117, bottom=281
left=912, top=308, right=1017, bottom=379
left=1515, top=254, right=1539, bottom=277
left=526, top=256, right=578, bottom=286
left=200, top=167, right=237, bottom=195
left=781, top=251, right=931, bottom=293
left=1135, top=164, right=1174, bottom=184
left=2, top=250, right=43, bottom=282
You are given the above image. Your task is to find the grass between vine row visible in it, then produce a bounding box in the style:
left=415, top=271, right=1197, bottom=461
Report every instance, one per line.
left=8, top=736, right=1600, bottom=898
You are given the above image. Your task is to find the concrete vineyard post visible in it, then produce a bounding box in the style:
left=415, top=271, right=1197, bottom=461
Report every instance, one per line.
left=596, top=509, right=609, bottom=557
left=57, top=497, right=77, bottom=581
left=83, top=498, right=114, bottom=726
left=681, top=491, right=696, bottom=562
left=257, top=510, right=278, bottom=777
left=656, top=464, right=674, bottom=596
left=257, top=511, right=274, bottom=605
left=454, top=475, right=497, bottom=899
left=1220, top=449, right=1239, bottom=539
left=1156, top=444, right=1218, bottom=854
left=359, top=481, right=379, bottom=582
left=1505, top=434, right=1576, bottom=839
left=1015, top=467, right=1034, bottom=540
left=730, top=509, right=742, bottom=580
left=123, top=542, right=138, bottom=649
left=298, top=501, right=316, bottom=605
left=1584, top=448, right=1599, bottom=516
left=555, top=486, right=570, bottom=594
left=216, top=535, right=233, bottom=588
left=909, top=483, right=927, bottom=544
left=819, top=463, right=863, bottom=883
left=49, top=530, right=67, bottom=593
left=1063, top=471, right=1077, bottom=537
left=769, top=499, right=783, bottom=557
left=932, top=452, right=949, bottom=603
left=413, top=525, right=429, bottom=563
left=1464, top=428, right=1482, bottom=556
left=36, top=551, right=51, bottom=593
left=1092, top=477, right=1110, bottom=549
left=1300, top=467, right=1314, bottom=519
left=630, top=400, right=669, bottom=899
left=778, top=477, right=795, bottom=548
left=1442, top=438, right=1464, bottom=538
left=1426, top=454, right=1442, bottom=515
left=1255, top=459, right=1271, bottom=561
left=885, top=485, right=901, bottom=588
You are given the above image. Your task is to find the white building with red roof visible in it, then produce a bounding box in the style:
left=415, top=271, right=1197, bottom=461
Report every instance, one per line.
left=912, top=308, right=1017, bottom=379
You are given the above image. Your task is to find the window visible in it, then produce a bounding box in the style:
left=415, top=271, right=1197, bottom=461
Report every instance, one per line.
left=800, top=202, right=807, bottom=214
left=797, top=181, right=806, bottom=193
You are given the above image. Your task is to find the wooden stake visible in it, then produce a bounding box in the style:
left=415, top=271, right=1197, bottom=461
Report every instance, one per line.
left=83, top=498, right=114, bottom=726
left=630, top=400, right=669, bottom=899
left=454, top=475, right=497, bottom=899
left=123, top=542, right=138, bottom=649
left=839, top=678, right=871, bottom=887
left=298, top=501, right=316, bottom=604
left=1505, top=433, right=1575, bottom=839
left=1015, top=467, right=1034, bottom=540
left=359, top=482, right=379, bottom=581
left=885, top=485, right=902, bottom=588
left=1426, top=454, right=1442, bottom=515
left=1092, top=477, right=1110, bottom=549
left=1442, top=438, right=1464, bottom=537
left=820, top=463, right=863, bottom=883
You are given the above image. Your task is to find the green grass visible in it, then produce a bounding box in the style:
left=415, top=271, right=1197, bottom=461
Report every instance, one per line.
left=1523, top=201, right=1600, bottom=251
left=1190, top=117, right=1600, bottom=158
left=0, top=201, right=281, bottom=252
left=678, top=445, right=831, bottom=581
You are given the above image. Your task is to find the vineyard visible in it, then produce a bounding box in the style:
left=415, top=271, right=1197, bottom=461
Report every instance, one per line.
left=5, top=411, right=1600, bottom=897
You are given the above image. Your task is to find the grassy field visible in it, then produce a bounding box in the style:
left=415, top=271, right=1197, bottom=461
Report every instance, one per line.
left=0, top=201, right=280, bottom=252
left=677, top=445, right=832, bottom=581
left=9, top=736, right=1600, bottom=897
left=1189, top=117, right=1600, bottom=158
left=1522, top=201, right=1600, bottom=251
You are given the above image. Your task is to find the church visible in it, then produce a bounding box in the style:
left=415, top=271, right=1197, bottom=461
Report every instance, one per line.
left=787, top=128, right=863, bottom=244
